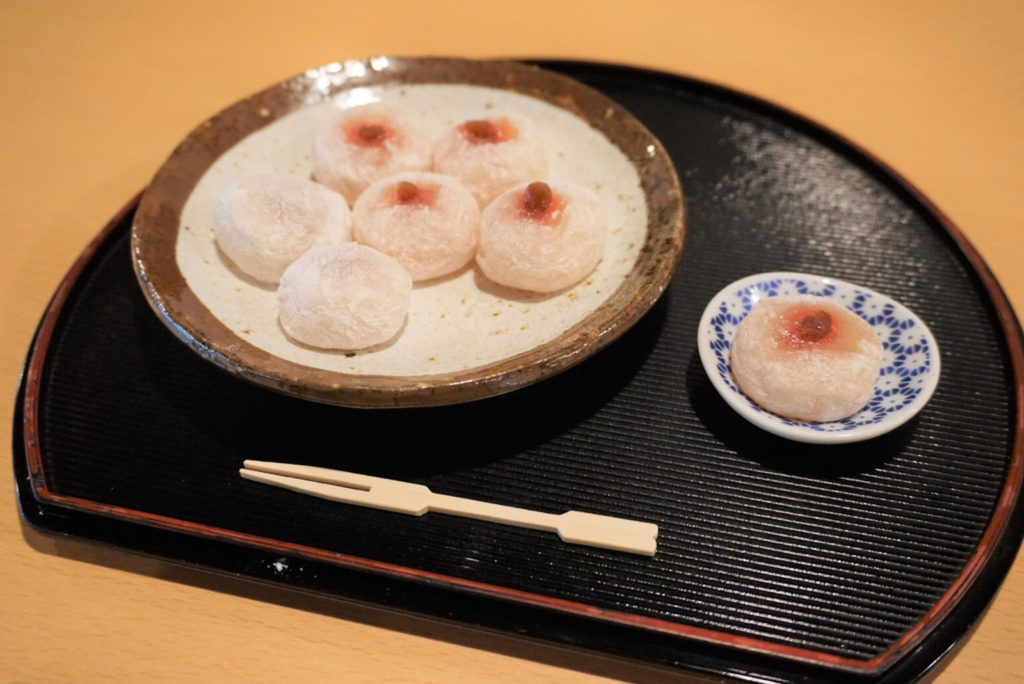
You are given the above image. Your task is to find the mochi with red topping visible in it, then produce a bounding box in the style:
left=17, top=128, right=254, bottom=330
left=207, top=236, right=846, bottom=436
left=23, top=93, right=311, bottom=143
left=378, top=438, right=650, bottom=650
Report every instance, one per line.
left=312, top=104, right=432, bottom=203
left=476, top=180, right=606, bottom=293
left=729, top=296, right=883, bottom=422
left=352, top=172, right=480, bottom=281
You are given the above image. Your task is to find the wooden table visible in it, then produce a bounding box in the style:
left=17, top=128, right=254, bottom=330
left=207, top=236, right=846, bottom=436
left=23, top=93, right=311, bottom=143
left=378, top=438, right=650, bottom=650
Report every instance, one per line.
left=2, top=2, right=1021, bottom=681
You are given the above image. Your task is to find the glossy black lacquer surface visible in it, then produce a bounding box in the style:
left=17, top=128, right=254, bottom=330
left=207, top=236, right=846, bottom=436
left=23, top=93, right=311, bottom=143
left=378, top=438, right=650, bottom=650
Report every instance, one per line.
left=16, top=62, right=1023, bottom=683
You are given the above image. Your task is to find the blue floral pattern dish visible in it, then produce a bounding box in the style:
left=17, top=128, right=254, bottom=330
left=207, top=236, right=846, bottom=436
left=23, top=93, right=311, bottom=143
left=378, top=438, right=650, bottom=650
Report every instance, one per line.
left=697, top=272, right=941, bottom=444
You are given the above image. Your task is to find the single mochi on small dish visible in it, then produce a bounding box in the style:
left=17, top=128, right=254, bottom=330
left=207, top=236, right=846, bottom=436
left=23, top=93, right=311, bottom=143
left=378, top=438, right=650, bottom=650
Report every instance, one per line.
left=213, top=173, right=352, bottom=284
left=729, top=296, right=884, bottom=422
left=476, top=180, right=607, bottom=293
left=311, top=103, right=432, bottom=203
left=432, top=115, right=547, bottom=206
left=352, top=172, right=480, bottom=281
left=278, top=243, right=412, bottom=350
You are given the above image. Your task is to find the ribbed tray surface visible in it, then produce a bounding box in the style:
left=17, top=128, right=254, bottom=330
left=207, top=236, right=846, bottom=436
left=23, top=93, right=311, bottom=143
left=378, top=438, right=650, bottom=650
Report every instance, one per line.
left=36, top=65, right=1014, bottom=661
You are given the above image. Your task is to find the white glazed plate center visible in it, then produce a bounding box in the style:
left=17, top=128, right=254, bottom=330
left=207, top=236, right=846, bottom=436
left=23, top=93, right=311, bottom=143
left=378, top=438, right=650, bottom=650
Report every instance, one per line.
left=176, top=83, right=647, bottom=377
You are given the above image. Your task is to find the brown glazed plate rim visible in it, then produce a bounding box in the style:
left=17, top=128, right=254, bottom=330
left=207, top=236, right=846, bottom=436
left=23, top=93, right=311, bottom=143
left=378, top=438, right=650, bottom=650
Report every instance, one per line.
left=130, top=57, right=686, bottom=408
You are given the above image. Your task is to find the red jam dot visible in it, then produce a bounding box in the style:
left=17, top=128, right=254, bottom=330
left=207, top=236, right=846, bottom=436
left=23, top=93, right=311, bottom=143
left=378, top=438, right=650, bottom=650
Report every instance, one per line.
left=395, top=181, right=419, bottom=203
left=777, top=303, right=855, bottom=351
left=345, top=120, right=391, bottom=147
left=458, top=118, right=516, bottom=145
left=357, top=124, right=386, bottom=143
left=389, top=181, right=438, bottom=207
left=798, top=310, right=832, bottom=342
left=462, top=119, right=498, bottom=142
left=517, top=182, right=566, bottom=225
left=523, top=182, right=552, bottom=214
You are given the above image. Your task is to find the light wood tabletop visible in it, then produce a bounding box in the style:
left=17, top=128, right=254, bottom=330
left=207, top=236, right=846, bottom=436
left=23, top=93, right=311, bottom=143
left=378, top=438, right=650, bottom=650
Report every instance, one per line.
left=2, top=2, right=1021, bottom=682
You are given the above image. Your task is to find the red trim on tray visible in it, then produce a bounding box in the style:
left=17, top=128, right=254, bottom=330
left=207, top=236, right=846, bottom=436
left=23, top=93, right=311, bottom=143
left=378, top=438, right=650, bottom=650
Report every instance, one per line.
left=855, top=184, right=1024, bottom=670
left=30, top=488, right=868, bottom=669
left=23, top=192, right=141, bottom=486
left=21, top=80, right=1024, bottom=674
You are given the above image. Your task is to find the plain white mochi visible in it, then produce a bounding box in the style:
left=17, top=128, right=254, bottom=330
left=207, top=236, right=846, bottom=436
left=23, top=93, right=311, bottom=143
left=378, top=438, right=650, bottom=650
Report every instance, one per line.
left=213, top=173, right=351, bottom=284
left=278, top=243, right=412, bottom=350
left=352, top=172, right=480, bottom=281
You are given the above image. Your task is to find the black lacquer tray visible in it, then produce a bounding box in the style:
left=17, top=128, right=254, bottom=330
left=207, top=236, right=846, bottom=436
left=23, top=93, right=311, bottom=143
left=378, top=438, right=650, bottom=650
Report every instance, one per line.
left=15, top=61, right=1024, bottom=683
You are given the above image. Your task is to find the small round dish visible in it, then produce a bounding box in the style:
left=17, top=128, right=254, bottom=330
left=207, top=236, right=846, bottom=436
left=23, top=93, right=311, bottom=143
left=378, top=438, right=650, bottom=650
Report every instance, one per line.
left=697, top=272, right=941, bottom=444
left=131, top=57, right=684, bottom=408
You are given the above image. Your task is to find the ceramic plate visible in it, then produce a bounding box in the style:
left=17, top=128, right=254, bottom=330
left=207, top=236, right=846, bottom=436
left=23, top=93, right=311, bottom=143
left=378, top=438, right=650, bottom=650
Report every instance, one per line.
left=132, top=57, right=684, bottom=407
left=697, top=272, right=940, bottom=444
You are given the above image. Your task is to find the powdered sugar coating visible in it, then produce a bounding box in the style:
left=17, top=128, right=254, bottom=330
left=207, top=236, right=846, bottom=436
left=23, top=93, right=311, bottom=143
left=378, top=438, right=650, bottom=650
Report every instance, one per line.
left=477, top=181, right=607, bottom=293
left=730, top=296, right=883, bottom=422
left=433, top=115, right=547, bottom=206
left=312, top=103, right=432, bottom=203
left=352, top=172, right=480, bottom=281
left=213, top=173, right=351, bottom=284
left=278, top=243, right=412, bottom=350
